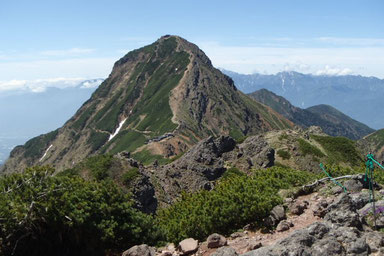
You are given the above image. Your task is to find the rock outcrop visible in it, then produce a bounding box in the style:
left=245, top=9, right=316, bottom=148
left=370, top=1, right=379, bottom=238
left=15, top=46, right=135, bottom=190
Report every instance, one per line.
left=242, top=192, right=384, bottom=256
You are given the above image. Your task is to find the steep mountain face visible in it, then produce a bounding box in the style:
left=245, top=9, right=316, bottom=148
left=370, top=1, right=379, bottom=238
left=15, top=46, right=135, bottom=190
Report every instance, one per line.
left=2, top=36, right=292, bottom=173
left=249, top=89, right=374, bottom=140
left=223, top=70, right=384, bottom=129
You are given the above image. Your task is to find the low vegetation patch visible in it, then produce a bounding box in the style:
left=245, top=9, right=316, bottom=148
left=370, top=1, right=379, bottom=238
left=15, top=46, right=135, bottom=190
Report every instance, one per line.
left=122, top=167, right=140, bottom=185
left=132, top=149, right=172, bottom=166
left=0, top=166, right=161, bottom=256
left=298, top=138, right=325, bottom=158
left=277, top=149, right=291, bottom=160
left=312, top=135, right=362, bottom=165
left=157, top=167, right=317, bottom=243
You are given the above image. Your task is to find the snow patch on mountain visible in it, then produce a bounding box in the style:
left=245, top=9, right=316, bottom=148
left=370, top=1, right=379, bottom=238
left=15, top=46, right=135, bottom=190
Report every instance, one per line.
left=39, top=144, right=53, bottom=162
left=109, top=118, right=127, bottom=141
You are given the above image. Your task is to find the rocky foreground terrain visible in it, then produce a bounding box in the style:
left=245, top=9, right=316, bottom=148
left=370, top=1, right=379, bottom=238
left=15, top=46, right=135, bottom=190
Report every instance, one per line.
left=122, top=175, right=384, bottom=256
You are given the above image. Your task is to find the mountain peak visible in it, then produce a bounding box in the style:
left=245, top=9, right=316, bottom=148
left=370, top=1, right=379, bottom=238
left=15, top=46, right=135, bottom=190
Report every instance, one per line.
left=2, top=37, right=292, bottom=173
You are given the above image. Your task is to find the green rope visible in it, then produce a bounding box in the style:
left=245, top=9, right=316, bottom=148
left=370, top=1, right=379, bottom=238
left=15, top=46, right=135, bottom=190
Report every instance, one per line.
left=319, top=163, right=347, bottom=193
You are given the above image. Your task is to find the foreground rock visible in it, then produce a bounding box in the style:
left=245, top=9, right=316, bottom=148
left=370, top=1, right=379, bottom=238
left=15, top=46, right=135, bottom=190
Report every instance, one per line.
left=264, top=205, right=286, bottom=228
left=122, top=244, right=155, bottom=256
left=212, top=246, right=238, bottom=256
left=178, top=238, right=198, bottom=255
left=207, top=233, right=227, bottom=248
left=241, top=193, right=384, bottom=255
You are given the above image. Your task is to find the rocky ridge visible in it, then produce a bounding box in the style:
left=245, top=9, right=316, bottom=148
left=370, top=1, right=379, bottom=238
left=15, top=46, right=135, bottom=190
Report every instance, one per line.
left=249, top=89, right=375, bottom=140
left=79, top=126, right=364, bottom=214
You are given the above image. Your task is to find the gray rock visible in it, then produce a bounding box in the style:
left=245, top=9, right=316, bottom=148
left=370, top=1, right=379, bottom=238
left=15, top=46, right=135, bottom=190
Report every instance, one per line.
left=346, top=237, right=369, bottom=255
left=211, top=246, right=238, bottom=256
left=350, top=192, right=370, bottom=210
left=122, top=244, right=155, bottom=256
left=324, top=194, right=362, bottom=228
left=307, top=222, right=330, bottom=239
left=276, top=220, right=293, bottom=232
left=311, top=237, right=346, bottom=256
left=225, top=135, right=275, bottom=170
left=207, top=233, right=227, bottom=248
left=264, top=205, right=286, bottom=227
left=312, top=199, right=328, bottom=217
left=230, top=232, right=246, bottom=239
left=246, top=242, right=262, bottom=251
left=365, top=231, right=384, bottom=253
left=240, top=246, right=277, bottom=256
left=132, top=174, right=158, bottom=214
left=289, top=200, right=309, bottom=215
left=344, top=179, right=363, bottom=192
left=178, top=238, right=198, bottom=255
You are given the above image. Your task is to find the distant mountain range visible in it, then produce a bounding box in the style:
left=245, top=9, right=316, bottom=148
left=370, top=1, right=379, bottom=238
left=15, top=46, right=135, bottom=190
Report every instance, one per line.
left=0, top=79, right=103, bottom=165
left=223, top=70, right=384, bottom=129
left=249, top=89, right=374, bottom=140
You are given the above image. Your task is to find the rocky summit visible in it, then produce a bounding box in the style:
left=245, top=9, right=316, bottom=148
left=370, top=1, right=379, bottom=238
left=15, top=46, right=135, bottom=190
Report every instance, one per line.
left=1, top=35, right=292, bottom=173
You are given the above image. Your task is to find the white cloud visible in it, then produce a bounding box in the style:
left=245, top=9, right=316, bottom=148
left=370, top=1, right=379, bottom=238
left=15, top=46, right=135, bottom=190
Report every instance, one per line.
left=315, top=65, right=353, bottom=76
left=40, top=48, right=95, bottom=56
left=80, top=79, right=104, bottom=89
left=198, top=41, right=384, bottom=78
left=0, top=57, right=115, bottom=81
left=0, top=77, right=87, bottom=93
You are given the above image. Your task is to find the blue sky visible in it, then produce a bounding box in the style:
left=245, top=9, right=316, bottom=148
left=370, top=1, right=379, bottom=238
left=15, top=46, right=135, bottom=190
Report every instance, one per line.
left=1, top=0, right=383, bottom=91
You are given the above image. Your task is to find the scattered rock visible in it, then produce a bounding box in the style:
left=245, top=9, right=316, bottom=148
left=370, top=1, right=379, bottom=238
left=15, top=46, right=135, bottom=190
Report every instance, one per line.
left=122, top=244, right=155, bottom=256
left=289, top=200, right=309, bottom=215
left=211, top=246, right=238, bottom=256
left=264, top=205, right=286, bottom=227
left=230, top=232, right=246, bottom=239
left=178, top=238, right=198, bottom=255
left=276, top=220, right=293, bottom=232
left=312, top=199, right=328, bottom=217
left=207, top=233, right=227, bottom=248
left=246, top=242, right=262, bottom=251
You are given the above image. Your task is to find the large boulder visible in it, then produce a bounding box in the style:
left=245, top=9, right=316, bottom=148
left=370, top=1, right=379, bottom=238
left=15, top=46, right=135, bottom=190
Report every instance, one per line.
left=122, top=244, right=155, bottom=256
left=324, top=194, right=362, bottom=228
left=178, top=238, right=198, bottom=255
